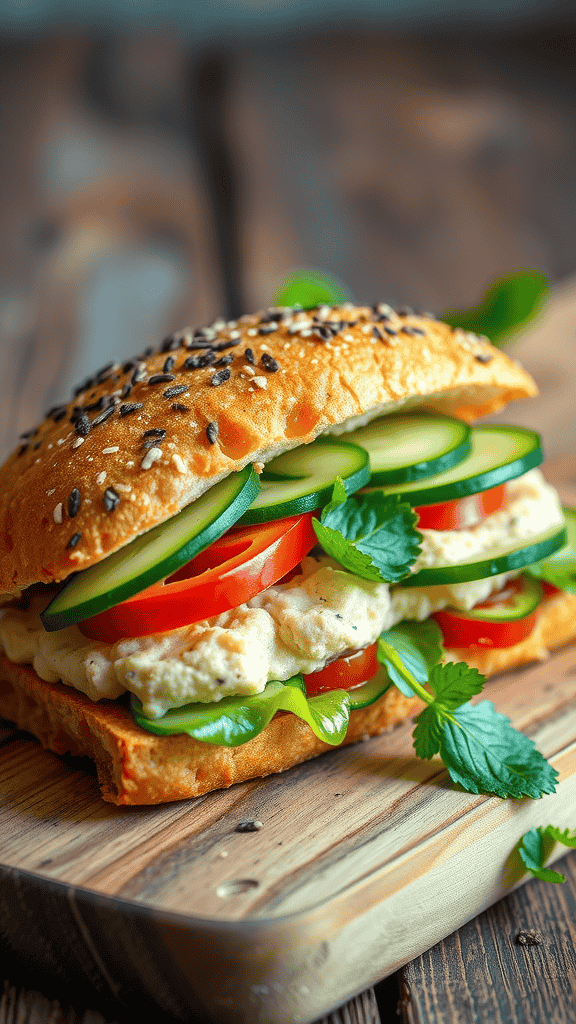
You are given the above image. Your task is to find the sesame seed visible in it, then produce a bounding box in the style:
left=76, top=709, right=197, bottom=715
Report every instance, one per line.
left=384, top=326, right=398, bottom=336
left=344, top=333, right=354, bottom=342
left=163, top=384, right=189, bottom=400
left=172, top=453, right=186, bottom=474
left=161, top=335, right=181, bottom=353
left=102, top=446, right=119, bottom=454
left=103, top=487, right=120, bottom=511
left=229, top=330, right=241, bottom=340
left=212, top=318, right=226, bottom=332
left=75, top=414, right=91, bottom=437
left=474, top=353, right=493, bottom=363
left=361, top=324, right=372, bottom=335
left=66, top=532, right=81, bottom=550
left=244, top=347, right=255, bottom=364
left=143, top=436, right=163, bottom=450
left=261, top=353, right=279, bottom=372
left=170, top=403, right=190, bottom=412
left=206, top=421, right=219, bottom=444
left=148, top=374, right=176, bottom=386
left=53, top=503, right=63, bottom=524
left=141, top=447, right=163, bottom=470
left=215, top=338, right=239, bottom=352
left=96, top=471, right=107, bottom=485
left=46, top=489, right=55, bottom=496
left=163, top=356, right=176, bottom=373
left=397, top=306, right=414, bottom=316
left=143, top=428, right=166, bottom=439
left=120, top=402, right=144, bottom=417
left=247, top=328, right=258, bottom=337
left=210, top=368, right=231, bottom=387
left=317, top=305, right=331, bottom=319
left=91, top=405, right=116, bottom=428
left=183, top=351, right=216, bottom=370
left=244, top=364, right=256, bottom=376
left=259, top=323, right=278, bottom=335
left=215, top=354, right=233, bottom=367
left=72, top=437, right=85, bottom=449
left=236, top=819, right=263, bottom=832
left=253, top=376, right=267, bottom=390
left=68, top=488, right=81, bottom=517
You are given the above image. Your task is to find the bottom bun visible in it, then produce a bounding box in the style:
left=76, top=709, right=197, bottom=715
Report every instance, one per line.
left=2, top=589, right=576, bottom=805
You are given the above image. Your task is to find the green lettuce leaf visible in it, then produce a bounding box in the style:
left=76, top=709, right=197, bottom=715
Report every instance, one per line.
left=526, top=506, right=576, bottom=594
left=442, top=269, right=549, bottom=346
left=313, top=488, right=421, bottom=584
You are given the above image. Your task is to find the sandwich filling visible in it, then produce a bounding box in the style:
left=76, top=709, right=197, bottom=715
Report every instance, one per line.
left=0, top=468, right=563, bottom=719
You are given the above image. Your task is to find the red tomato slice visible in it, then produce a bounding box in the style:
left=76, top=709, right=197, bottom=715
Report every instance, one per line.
left=304, top=642, right=380, bottom=696
left=414, top=483, right=507, bottom=530
left=432, top=578, right=539, bottom=649
left=80, top=512, right=317, bottom=642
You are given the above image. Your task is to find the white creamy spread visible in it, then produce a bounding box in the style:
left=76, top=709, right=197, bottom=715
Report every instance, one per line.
left=0, top=468, right=563, bottom=718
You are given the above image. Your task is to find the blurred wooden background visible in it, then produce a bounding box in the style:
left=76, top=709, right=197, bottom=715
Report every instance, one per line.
left=0, top=23, right=575, bottom=458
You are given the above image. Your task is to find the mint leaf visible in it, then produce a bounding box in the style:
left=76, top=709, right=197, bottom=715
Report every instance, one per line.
left=413, top=706, right=443, bottom=760
left=519, top=827, right=566, bottom=884
left=378, top=619, right=444, bottom=697
left=314, top=492, right=421, bottom=583
left=428, top=661, right=485, bottom=710
left=272, top=268, right=350, bottom=310
left=545, top=826, right=576, bottom=848
left=526, top=507, right=576, bottom=594
left=442, top=269, right=549, bottom=346
left=320, top=476, right=348, bottom=519
left=438, top=701, right=558, bottom=799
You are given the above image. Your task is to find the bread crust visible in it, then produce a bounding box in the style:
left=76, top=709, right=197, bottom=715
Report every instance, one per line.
left=1, top=590, right=575, bottom=805
left=0, top=305, right=536, bottom=597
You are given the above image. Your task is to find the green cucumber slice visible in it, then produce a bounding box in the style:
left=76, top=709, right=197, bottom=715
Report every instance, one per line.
left=41, top=466, right=260, bottom=632
left=238, top=436, right=370, bottom=524
left=364, top=425, right=542, bottom=505
left=130, top=668, right=391, bottom=744
left=526, top=506, right=576, bottom=594
left=445, top=574, right=543, bottom=622
left=401, top=524, right=567, bottom=587
left=347, top=412, right=471, bottom=485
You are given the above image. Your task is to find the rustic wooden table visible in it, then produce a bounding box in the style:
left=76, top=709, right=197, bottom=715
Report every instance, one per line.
left=1, top=282, right=576, bottom=1024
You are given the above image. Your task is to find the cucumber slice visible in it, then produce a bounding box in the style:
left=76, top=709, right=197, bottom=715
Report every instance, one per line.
left=348, top=413, right=471, bottom=485
left=345, top=669, right=391, bottom=709
left=401, top=524, right=567, bottom=587
left=41, top=466, right=260, bottom=631
left=238, top=436, right=370, bottom=525
left=445, top=574, right=543, bottom=622
left=364, top=425, right=542, bottom=506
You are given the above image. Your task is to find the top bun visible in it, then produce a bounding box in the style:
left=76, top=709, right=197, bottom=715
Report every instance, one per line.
left=0, top=303, right=536, bottom=597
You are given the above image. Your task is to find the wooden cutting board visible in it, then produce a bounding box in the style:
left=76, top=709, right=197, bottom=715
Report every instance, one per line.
left=1, top=457, right=576, bottom=1024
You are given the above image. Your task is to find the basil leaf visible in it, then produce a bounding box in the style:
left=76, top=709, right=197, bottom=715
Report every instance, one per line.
left=526, top=506, right=576, bottom=594
left=378, top=619, right=444, bottom=697
left=518, top=827, right=567, bottom=884
left=272, top=268, right=350, bottom=310
left=314, top=491, right=421, bottom=584
left=442, top=269, right=549, bottom=346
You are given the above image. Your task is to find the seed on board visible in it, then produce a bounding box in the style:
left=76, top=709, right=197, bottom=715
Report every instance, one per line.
left=235, top=820, right=263, bottom=833
left=206, top=421, right=219, bottom=444
left=68, top=488, right=81, bottom=518
left=103, top=487, right=120, bottom=511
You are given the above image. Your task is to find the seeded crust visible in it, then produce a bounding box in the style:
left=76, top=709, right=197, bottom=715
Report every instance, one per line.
left=1, top=590, right=575, bottom=804
left=0, top=305, right=536, bottom=597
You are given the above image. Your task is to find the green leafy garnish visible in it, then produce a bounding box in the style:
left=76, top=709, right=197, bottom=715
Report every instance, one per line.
left=272, top=268, right=351, bottom=310
left=526, top=506, right=576, bottom=594
left=313, top=480, right=422, bottom=584
left=519, top=826, right=576, bottom=884
left=378, top=619, right=444, bottom=697
left=442, top=269, right=550, bottom=346
left=377, top=638, right=557, bottom=799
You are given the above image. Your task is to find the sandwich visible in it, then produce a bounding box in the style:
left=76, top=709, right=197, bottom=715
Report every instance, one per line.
left=1, top=302, right=575, bottom=805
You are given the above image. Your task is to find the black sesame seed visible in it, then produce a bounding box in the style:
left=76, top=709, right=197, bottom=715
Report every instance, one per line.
left=143, top=436, right=163, bottom=450
left=72, top=376, right=95, bottom=398
left=148, top=373, right=176, bottom=386
left=210, top=368, right=231, bottom=387
left=183, top=351, right=216, bottom=370
left=258, top=323, right=277, bottom=335
left=396, top=306, right=414, bottom=317
left=206, top=421, right=219, bottom=444
left=47, top=404, right=68, bottom=422
left=372, top=325, right=383, bottom=339
left=122, top=359, right=138, bottom=374
left=162, top=355, right=176, bottom=373
left=95, top=361, right=116, bottom=383
left=161, top=335, right=181, bottom=353
left=475, top=353, right=494, bottom=363
left=163, top=384, right=189, bottom=399
left=143, top=428, right=166, bottom=439
left=170, top=403, right=190, bottom=412
left=261, top=353, right=279, bottom=372
left=120, top=402, right=143, bottom=416
left=68, top=488, right=81, bottom=517
left=314, top=326, right=334, bottom=342
left=33, top=440, right=41, bottom=450
left=66, top=532, right=81, bottom=550
left=75, top=414, right=91, bottom=437
left=91, top=405, right=116, bottom=428
left=244, top=348, right=255, bottom=365
left=19, top=427, right=37, bottom=440
left=141, top=346, right=155, bottom=357
left=215, top=354, right=233, bottom=367
left=130, top=366, right=145, bottom=387
left=214, top=338, right=240, bottom=352
left=17, top=444, right=28, bottom=457
left=103, top=487, right=120, bottom=512
left=384, top=326, right=398, bottom=336
left=235, top=820, right=263, bottom=833
left=186, top=339, right=215, bottom=350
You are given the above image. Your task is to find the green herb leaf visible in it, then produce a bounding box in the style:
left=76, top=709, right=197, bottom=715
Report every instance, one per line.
left=314, top=491, right=422, bottom=583
left=526, top=507, right=576, bottom=594
left=428, top=661, right=485, bottom=710
left=442, top=269, right=550, bottom=346
left=518, top=827, right=567, bottom=884
left=412, top=706, right=443, bottom=760
left=378, top=619, right=444, bottom=697
left=545, top=825, right=576, bottom=848
left=272, top=268, right=350, bottom=310
left=437, top=701, right=558, bottom=799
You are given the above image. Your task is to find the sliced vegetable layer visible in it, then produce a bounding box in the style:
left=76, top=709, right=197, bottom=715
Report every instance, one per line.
left=433, top=574, right=543, bottom=648
left=238, top=436, right=370, bottom=524
left=402, top=523, right=566, bottom=587
left=347, top=412, right=471, bottom=485
left=41, top=466, right=260, bottom=632
left=364, top=424, right=542, bottom=506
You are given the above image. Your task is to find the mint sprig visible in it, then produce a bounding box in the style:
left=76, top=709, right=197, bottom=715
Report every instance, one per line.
left=377, top=638, right=557, bottom=799
left=441, top=269, right=549, bottom=346
left=519, top=826, right=576, bottom=884
left=313, top=480, right=422, bottom=584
